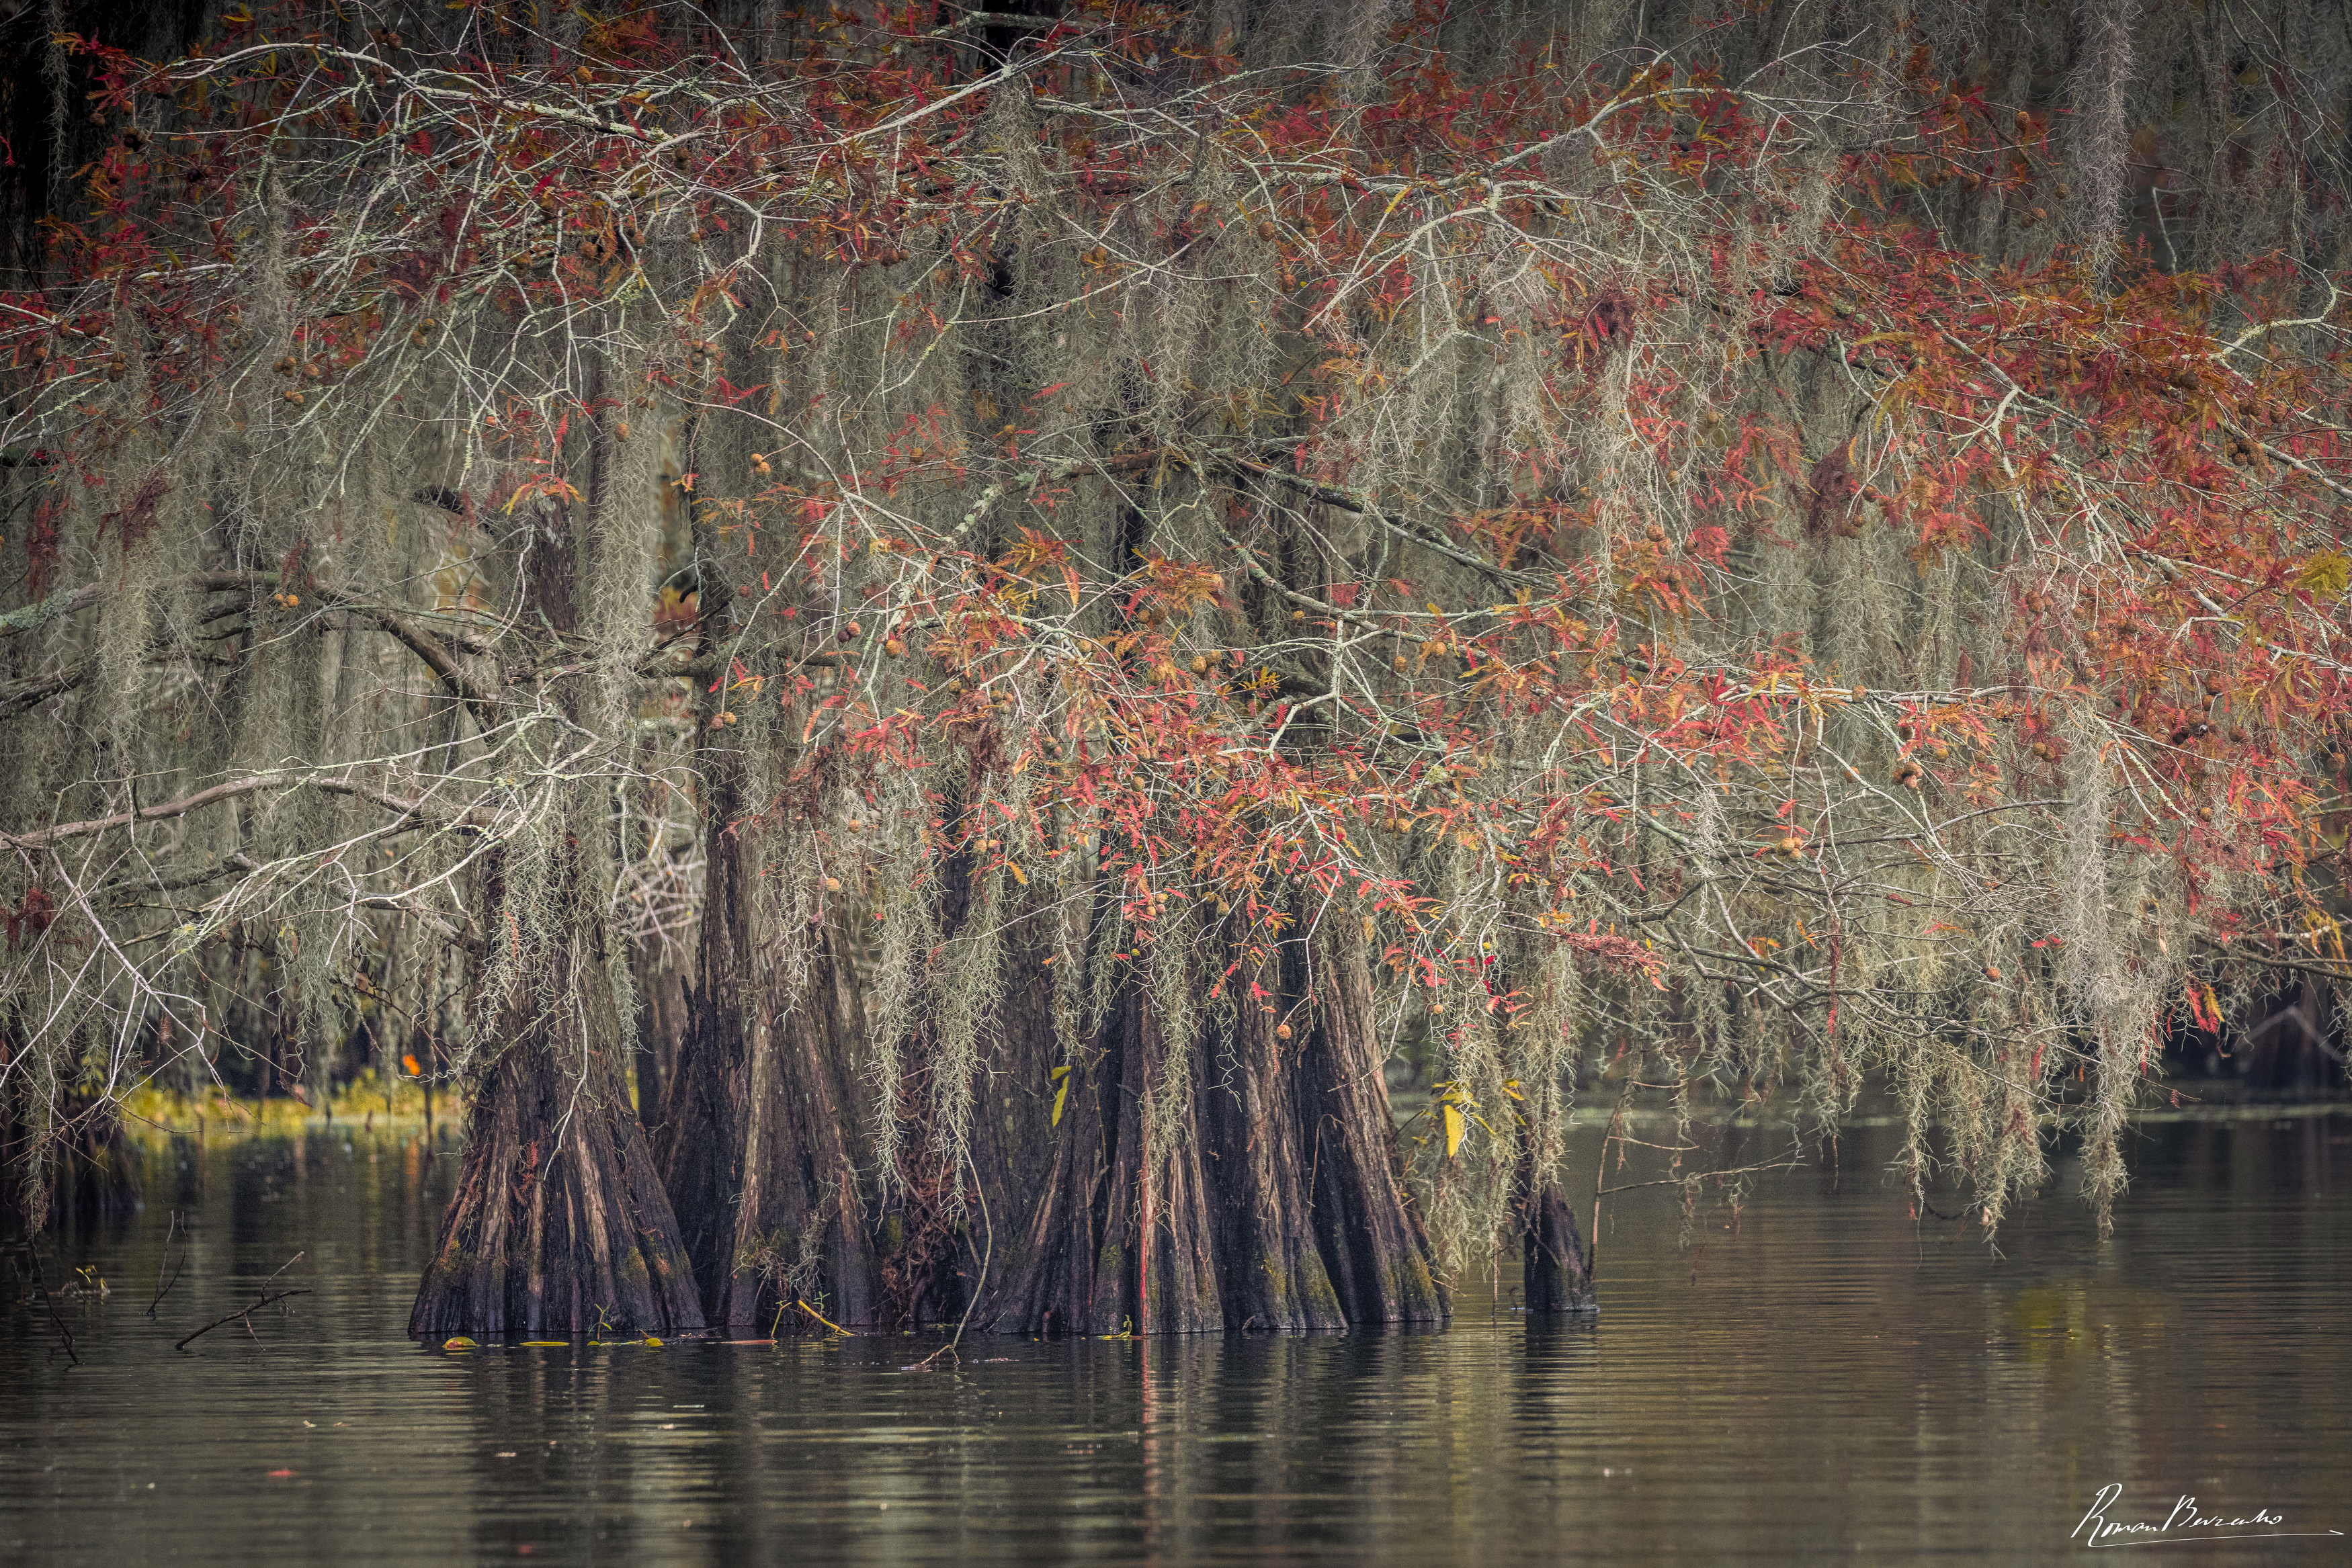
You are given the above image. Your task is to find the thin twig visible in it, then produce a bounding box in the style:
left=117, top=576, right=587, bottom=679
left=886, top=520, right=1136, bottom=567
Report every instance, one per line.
left=146, top=1211, right=187, bottom=1318
left=1596, top=1154, right=1805, bottom=1196
left=174, top=1289, right=310, bottom=1352
left=25, top=1245, right=79, bottom=1366
left=911, top=1148, right=992, bottom=1368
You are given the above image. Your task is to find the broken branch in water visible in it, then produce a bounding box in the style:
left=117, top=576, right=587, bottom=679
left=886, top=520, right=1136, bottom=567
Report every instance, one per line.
left=24, top=1244, right=79, bottom=1366
left=146, top=1211, right=187, bottom=1319
left=174, top=1289, right=311, bottom=1352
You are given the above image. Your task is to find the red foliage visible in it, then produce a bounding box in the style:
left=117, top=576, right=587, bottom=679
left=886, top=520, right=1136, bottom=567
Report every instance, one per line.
left=3, top=885, right=56, bottom=949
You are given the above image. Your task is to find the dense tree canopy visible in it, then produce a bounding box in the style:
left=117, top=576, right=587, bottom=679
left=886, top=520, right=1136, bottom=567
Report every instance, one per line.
left=2, top=0, right=2348, bottom=1333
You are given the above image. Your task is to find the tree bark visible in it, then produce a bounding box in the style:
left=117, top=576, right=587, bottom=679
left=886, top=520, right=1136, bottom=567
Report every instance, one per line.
left=1284, top=916, right=1450, bottom=1324
left=980, top=953, right=1222, bottom=1336
left=1517, top=1171, right=1595, bottom=1313
left=409, top=945, right=701, bottom=1335
left=1200, top=955, right=1349, bottom=1331
left=982, top=908, right=1445, bottom=1334
left=657, top=395, right=881, bottom=1330
left=407, top=905, right=704, bottom=1336
left=659, top=795, right=880, bottom=1329
left=630, top=947, right=685, bottom=1133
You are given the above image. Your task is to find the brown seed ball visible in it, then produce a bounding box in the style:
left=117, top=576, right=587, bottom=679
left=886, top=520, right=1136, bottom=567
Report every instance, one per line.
left=825, top=877, right=841, bottom=892
left=1190, top=656, right=1208, bottom=674
left=884, top=638, right=905, bottom=656
left=845, top=621, right=862, bottom=638
left=1274, top=1022, right=1292, bottom=1040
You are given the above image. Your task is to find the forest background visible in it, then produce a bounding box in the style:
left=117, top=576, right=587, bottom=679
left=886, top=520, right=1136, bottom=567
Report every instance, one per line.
left=1, top=0, right=2347, bottom=1338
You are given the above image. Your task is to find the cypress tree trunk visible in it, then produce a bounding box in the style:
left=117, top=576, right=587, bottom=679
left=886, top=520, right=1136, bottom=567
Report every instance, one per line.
left=656, top=396, right=880, bottom=1332
left=1284, top=917, right=1449, bottom=1324
left=659, top=780, right=879, bottom=1330
left=646, top=765, right=748, bottom=1318
left=1200, top=959, right=1349, bottom=1332
left=1517, top=1172, right=1595, bottom=1313
left=410, top=412, right=702, bottom=1338
left=981, top=958, right=1222, bottom=1336
left=407, top=902, right=704, bottom=1337
left=983, top=911, right=1445, bottom=1334
left=630, top=945, right=686, bottom=1131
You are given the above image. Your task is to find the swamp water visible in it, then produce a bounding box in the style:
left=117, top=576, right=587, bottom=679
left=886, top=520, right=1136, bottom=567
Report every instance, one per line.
left=3, top=1107, right=2347, bottom=1564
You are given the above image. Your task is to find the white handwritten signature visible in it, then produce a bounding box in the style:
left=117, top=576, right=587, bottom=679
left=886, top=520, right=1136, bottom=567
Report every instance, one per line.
left=2075, top=1483, right=2343, bottom=1549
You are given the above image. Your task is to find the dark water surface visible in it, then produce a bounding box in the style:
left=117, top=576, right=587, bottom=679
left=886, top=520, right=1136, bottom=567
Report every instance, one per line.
left=4, top=1108, right=2347, bottom=1565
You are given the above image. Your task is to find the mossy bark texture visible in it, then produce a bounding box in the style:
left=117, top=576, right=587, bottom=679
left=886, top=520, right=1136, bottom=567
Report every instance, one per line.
left=407, top=960, right=704, bottom=1336
left=983, top=917, right=1446, bottom=1334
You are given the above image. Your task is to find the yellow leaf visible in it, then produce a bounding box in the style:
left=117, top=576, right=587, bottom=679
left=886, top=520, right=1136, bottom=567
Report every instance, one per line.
left=1442, top=1102, right=1466, bottom=1158
left=1050, top=1064, right=1070, bottom=1127
left=442, top=1337, right=478, bottom=1351
left=1008, top=861, right=1027, bottom=885
left=519, top=1340, right=570, bottom=1347
left=2296, top=552, right=2350, bottom=599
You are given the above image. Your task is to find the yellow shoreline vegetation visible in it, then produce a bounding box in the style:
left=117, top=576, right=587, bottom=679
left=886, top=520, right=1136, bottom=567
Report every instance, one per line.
left=119, top=1070, right=464, bottom=1142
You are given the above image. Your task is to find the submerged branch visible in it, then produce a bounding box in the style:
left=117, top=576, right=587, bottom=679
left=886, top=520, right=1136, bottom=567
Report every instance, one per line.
left=173, top=1289, right=311, bottom=1352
